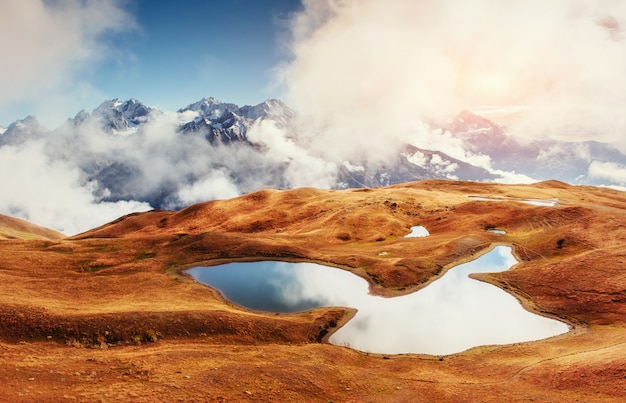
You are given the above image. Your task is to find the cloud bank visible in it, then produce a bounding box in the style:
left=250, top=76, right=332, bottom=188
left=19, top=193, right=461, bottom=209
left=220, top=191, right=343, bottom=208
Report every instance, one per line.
left=0, top=0, right=136, bottom=126
left=0, top=141, right=150, bottom=235
left=0, top=106, right=338, bottom=235
left=276, top=0, right=626, bottom=155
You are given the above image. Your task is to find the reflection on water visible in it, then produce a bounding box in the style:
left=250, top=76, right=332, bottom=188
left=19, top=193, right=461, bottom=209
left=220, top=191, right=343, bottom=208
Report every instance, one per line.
left=188, top=246, right=569, bottom=355
left=405, top=225, right=429, bottom=237
left=488, top=229, right=506, bottom=234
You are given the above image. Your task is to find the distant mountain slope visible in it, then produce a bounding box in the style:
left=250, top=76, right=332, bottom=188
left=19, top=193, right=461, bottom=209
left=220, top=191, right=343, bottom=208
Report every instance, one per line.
left=0, top=214, right=65, bottom=240
left=0, top=115, right=47, bottom=146
left=1, top=96, right=624, bottom=225
left=447, top=110, right=626, bottom=185
left=176, top=98, right=293, bottom=145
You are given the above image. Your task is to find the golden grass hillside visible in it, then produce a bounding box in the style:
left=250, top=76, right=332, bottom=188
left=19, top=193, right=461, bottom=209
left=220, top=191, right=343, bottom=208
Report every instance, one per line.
left=0, top=213, right=64, bottom=240
left=0, top=180, right=624, bottom=402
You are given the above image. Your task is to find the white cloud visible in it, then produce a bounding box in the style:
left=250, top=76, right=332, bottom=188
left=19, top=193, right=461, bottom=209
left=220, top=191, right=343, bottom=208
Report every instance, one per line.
left=405, top=150, right=428, bottom=168
left=430, top=154, right=459, bottom=176
left=537, top=142, right=592, bottom=163
left=489, top=170, right=536, bottom=185
left=248, top=120, right=338, bottom=188
left=0, top=0, right=136, bottom=126
left=588, top=160, right=626, bottom=185
left=0, top=141, right=150, bottom=235
left=342, top=161, right=365, bottom=173
left=277, top=0, right=626, bottom=157
left=176, top=170, right=241, bottom=205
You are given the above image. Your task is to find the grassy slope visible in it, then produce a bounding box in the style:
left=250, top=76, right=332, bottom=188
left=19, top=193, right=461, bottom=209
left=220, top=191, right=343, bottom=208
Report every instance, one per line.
left=0, top=213, right=65, bottom=240
left=0, top=180, right=625, bottom=401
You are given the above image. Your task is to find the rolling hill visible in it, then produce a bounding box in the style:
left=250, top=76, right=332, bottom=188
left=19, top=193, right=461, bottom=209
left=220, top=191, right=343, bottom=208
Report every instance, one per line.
left=0, top=180, right=624, bottom=401
left=0, top=213, right=64, bottom=240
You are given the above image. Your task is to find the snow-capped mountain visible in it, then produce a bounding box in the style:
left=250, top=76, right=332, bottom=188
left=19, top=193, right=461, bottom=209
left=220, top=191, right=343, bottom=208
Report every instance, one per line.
left=178, top=98, right=294, bottom=145
left=178, top=97, right=239, bottom=119
left=1, top=96, right=624, bottom=216
left=64, top=98, right=299, bottom=208
left=336, top=144, right=497, bottom=189
left=446, top=110, right=509, bottom=158
left=446, top=110, right=626, bottom=185
left=238, top=98, right=295, bottom=122
left=0, top=115, right=47, bottom=146
left=84, top=98, right=154, bottom=135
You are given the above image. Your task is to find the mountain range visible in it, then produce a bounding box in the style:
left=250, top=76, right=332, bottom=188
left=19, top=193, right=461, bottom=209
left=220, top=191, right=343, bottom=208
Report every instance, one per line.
left=1, top=97, right=624, bottom=212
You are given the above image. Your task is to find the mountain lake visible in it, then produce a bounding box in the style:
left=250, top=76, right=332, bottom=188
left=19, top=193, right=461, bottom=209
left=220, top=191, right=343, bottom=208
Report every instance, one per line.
left=187, top=245, right=569, bottom=355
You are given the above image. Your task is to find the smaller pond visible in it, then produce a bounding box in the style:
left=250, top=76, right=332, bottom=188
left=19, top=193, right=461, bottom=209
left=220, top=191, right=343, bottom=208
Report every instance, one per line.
left=188, top=246, right=569, bottom=355
left=488, top=229, right=506, bottom=234
left=405, top=225, right=429, bottom=238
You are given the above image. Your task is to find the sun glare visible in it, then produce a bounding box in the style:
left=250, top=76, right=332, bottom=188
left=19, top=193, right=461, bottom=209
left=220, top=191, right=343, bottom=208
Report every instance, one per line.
left=462, top=71, right=519, bottom=107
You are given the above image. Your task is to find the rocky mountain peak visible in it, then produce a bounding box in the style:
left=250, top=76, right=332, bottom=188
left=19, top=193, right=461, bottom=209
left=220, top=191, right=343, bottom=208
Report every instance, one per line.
left=449, top=109, right=502, bottom=133
left=238, top=99, right=294, bottom=121
left=0, top=115, right=48, bottom=146
left=178, top=97, right=239, bottom=120
left=92, top=98, right=153, bottom=133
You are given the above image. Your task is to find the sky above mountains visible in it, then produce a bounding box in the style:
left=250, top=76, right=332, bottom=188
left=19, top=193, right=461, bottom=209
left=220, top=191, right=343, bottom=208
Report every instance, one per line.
left=93, top=0, right=301, bottom=117
left=1, top=0, right=626, bottom=235
left=2, top=0, right=626, bottom=153
left=0, top=0, right=300, bottom=127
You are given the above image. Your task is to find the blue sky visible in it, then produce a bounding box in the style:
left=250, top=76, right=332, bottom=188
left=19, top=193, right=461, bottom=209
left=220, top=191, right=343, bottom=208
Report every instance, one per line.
left=0, top=0, right=302, bottom=127
left=96, top=0, right=301, bottom=111
left=3, top=0, right=626, bottom=153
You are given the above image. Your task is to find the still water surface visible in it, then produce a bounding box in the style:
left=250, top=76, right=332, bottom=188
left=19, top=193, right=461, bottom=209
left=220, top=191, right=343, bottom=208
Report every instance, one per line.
left=188, top=246, right=569, bottom=355
left=405, top=225, right=429, bottom=237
